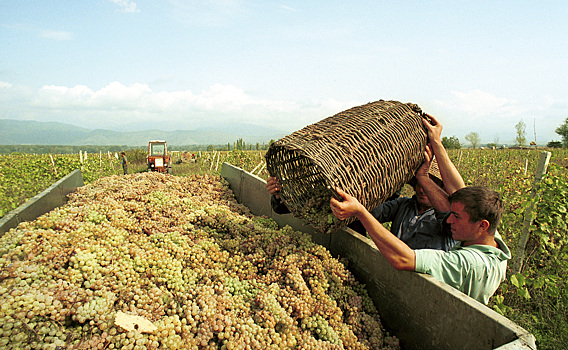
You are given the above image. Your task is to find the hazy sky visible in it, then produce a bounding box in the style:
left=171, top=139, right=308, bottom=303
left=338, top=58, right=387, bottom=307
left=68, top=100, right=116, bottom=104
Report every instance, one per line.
left=1, top=0, right=567, bottom=145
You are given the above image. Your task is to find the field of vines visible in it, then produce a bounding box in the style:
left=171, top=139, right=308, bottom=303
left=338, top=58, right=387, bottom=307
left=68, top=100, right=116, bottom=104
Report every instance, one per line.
left=1, top=147, right=568, bottom=349
left=0, top=152, right=122, bottom=218
left=0, top=150, right=268, bottom=218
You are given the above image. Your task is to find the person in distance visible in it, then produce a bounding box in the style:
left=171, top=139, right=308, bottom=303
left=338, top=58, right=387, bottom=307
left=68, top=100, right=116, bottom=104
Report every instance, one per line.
left=120, top=152, right=128, bottom=175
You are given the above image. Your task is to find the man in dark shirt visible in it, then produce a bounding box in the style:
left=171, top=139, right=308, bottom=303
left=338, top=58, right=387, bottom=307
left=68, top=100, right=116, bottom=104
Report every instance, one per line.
left=368, top=170, right=456, bottom=251
left=267, top=166, right=456, bottom=251
left=120, top=152, right=128, bottom=175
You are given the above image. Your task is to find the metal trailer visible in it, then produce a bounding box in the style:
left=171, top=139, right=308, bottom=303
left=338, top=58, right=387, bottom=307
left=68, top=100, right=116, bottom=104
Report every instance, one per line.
left=0, top=169, right=84, bottom=235
left=0, top=165, right=537, bottom=349
left=220, top=163, right=536, bottom=350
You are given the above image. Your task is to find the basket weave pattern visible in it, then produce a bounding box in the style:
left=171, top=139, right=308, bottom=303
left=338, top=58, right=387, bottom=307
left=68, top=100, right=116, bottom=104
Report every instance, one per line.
left=265, top=100, right=428, bottom=233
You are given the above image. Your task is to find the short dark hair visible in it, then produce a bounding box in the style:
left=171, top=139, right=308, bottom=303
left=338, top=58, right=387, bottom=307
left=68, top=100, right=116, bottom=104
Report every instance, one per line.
left=448, top=186, right=503, bottom=233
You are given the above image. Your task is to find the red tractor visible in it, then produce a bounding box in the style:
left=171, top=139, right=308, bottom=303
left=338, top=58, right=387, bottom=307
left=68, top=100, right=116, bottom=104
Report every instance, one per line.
left=147, top=140, right=172, bottom=174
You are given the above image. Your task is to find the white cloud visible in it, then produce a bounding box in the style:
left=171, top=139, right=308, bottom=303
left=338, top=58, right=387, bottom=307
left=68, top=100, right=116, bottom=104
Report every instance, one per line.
left=435, top=89, right=516, bottom=118
left=38, top=30, right=73, bottom=41
left=4, top=82, right=564, bottom=144
left=431, top=90, right=567, bottom=144
left=17, top=82, right=311, bottom=130
left=109, top=0, right=140, bottom=13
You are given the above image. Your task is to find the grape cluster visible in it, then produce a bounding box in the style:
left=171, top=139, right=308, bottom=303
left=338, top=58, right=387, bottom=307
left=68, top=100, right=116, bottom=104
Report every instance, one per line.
left=0, top=172, right=400, bottom=349
left=290, top=184, right=341, bottom=234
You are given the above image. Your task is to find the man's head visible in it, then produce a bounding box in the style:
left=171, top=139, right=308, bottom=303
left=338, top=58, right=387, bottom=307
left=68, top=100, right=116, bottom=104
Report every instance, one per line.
left=408, top=158, right=444, bottom=191
left=412, top=175, right=443, bottom=209
left=409, top=160, right=444, bottom=209
left=448, top=186, right=503, bottom=234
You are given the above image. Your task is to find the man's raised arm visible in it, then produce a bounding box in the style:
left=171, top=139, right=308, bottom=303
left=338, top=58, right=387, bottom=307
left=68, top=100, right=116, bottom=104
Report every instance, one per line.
left=422, top=114, right=465, bottom=195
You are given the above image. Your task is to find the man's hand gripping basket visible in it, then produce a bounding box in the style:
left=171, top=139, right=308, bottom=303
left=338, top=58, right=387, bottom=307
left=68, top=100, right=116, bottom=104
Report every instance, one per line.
left=265, top=100, right=430, bottom=233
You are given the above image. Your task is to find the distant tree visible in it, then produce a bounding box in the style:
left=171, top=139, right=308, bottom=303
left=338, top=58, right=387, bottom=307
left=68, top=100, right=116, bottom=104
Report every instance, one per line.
left=465, top=132, right=481, bottom=149
left=235, top=138, right=245, bottom=150
left=486, top=143, right=497, bottom=149
left=555, top=117, right=568, bottom=147
left=515, top=120, right=527, bottom=147
left=441, top=136, right=461, bottom=149
left=547, top=141, right=563, bottom=148
left=227, top=142, right=231, bottom=151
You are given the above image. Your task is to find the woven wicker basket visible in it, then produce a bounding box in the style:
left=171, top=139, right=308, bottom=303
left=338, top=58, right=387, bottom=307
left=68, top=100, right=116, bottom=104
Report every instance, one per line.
left=265, top=100, right=429, bottom=233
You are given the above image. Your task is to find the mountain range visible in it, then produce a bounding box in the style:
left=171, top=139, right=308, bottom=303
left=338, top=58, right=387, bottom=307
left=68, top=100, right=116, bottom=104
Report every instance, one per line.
left=0, top=119, right=289, bottom=146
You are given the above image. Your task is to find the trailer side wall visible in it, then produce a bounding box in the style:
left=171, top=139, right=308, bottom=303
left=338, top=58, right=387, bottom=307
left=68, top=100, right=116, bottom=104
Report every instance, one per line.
left=221, top=162, right=536, bottom=350
left=0, top=169, right=84, bottom=236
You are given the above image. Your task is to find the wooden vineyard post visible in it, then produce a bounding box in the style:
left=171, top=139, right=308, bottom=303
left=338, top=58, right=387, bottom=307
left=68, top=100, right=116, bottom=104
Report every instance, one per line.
left=510, top=151, right=552, bottom=275
left=215, top=151, right=221, bottom=172
left=49, top=154, right=58, bottom=175
left=210, top=151, right=216, bottom=171
left=251, top=161, right=263, bottom=175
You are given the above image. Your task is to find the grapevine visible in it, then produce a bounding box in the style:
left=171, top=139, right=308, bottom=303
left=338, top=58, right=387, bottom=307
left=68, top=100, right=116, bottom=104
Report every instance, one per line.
left=0, top=153, right=119, bottom=217
left=0, top=172, right=399, bottom=349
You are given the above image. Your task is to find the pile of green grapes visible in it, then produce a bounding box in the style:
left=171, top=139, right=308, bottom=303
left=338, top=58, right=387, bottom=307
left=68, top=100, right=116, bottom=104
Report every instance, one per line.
left=0, top=172, right=400, bottom=349
left=289, top=184, right=341, bottom=234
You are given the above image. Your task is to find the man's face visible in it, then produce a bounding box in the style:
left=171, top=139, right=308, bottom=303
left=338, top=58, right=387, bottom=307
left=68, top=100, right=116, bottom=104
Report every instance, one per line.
left=414, top=183, right=432, bottom=208
left=446, top=201, right=482, bottom=242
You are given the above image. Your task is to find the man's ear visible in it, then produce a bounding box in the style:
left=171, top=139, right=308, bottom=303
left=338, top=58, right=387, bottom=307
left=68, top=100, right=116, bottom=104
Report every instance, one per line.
left=479, top=219, right=491, bottom=231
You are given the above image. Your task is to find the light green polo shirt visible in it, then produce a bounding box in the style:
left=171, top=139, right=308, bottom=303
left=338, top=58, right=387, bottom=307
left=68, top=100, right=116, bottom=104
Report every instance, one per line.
left=414, top=231, right=511, bottom=304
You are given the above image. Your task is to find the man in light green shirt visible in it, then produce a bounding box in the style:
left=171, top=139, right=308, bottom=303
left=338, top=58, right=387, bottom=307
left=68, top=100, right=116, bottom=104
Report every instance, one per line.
left=414, top=196, right=511, bottom=304
left=332, top=184, right=510, bottom=304
left=330, top=115, right=511, bottom=304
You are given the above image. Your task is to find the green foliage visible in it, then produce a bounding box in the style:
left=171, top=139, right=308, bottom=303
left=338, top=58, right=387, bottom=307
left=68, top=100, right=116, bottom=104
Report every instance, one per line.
left=464, top=132, right=480, bottom=149
left=491, top=162, right=567, bottom=349
left=442, top=148, right=568, bottom=348
left=441, top=136, right=461, bottom=149
left=235, top=138, right=245, bottom=150
left=125, top=148, right=148, bottom=164
left=0, top=145, right=143, bottom=155
left=547, top=141, right=563, bottom=148
left=0, top=143, right=275, bottom=155
left=515, top=120, right=527, bottom=147
left=0, top=149, right=268, bottom=218
left=555, top=117, right=568, bottom=147
left=0, top=153, right=120, bottom=217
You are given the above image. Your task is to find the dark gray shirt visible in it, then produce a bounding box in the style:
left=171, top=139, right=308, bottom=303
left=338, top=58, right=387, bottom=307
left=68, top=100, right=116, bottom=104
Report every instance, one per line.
left=370, top=196, right=457, bottom=251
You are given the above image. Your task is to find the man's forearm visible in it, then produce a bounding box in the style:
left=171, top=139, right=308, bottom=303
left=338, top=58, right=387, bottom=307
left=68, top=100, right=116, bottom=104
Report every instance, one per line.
left=430, top=139, right=465, bottom=195
left=356, top=210, right=416, bottom=271
left=416, top=175, right=450, bottom=212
